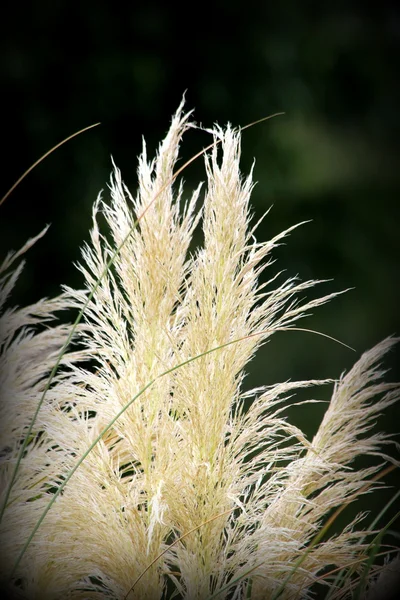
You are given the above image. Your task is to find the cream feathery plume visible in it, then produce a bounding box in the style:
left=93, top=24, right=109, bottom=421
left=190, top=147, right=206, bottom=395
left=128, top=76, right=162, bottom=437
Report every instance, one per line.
left=0, top=227, right=84, bottom=597
left=0, top=102, right=398, bottom=600
left=233, top=337, right=399, bottom=600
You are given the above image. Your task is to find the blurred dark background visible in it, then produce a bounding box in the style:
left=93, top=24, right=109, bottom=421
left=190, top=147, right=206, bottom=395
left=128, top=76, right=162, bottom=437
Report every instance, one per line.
left=1, top=0, right=399, bottom=556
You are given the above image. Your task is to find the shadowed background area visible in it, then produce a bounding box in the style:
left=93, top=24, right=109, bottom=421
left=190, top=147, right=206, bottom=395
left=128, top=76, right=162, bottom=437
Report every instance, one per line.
left=1, top=0, right=399, bottom=543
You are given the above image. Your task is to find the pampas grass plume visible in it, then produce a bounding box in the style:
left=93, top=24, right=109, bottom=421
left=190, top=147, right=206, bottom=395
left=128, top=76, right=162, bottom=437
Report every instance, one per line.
left=0, top=100, right=399, bottom=600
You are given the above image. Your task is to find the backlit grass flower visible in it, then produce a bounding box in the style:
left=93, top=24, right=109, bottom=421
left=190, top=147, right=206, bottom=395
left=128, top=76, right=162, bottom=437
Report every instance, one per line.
left=0, top=101, right=398, bottom=600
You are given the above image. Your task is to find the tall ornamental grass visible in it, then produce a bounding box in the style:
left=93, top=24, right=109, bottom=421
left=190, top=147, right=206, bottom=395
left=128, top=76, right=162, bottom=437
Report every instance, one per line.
left=0, top=101, right=399, bottom=599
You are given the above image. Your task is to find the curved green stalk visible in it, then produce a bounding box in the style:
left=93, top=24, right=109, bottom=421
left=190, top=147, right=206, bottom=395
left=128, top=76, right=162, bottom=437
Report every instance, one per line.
left=0, top=122, right=100, bottom=208
left=325, top=489, right=400, bottom=599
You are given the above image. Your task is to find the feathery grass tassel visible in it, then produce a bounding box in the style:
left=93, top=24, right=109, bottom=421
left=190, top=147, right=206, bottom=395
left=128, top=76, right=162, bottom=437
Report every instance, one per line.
left=0, top=102, right=398, bottom=600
